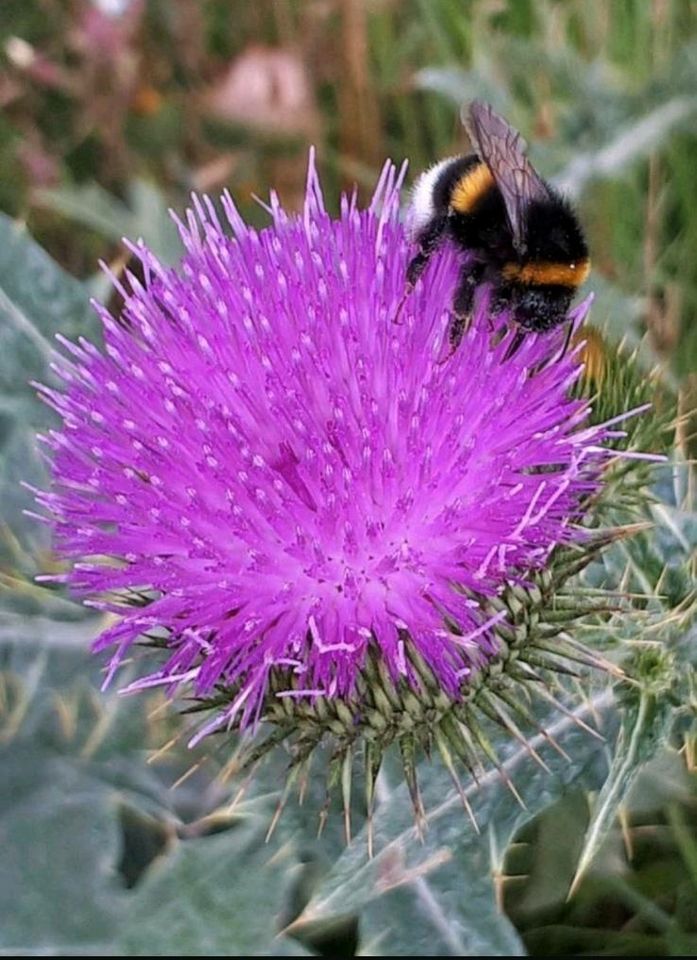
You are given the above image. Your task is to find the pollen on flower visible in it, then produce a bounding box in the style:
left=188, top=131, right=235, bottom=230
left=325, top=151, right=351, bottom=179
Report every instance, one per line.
left=35, top=153, right=613, bottom=739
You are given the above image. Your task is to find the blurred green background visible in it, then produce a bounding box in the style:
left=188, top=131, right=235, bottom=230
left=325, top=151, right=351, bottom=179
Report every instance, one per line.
left=3, top=0, right=697, bottom=384
left=1, top=0, right=697, bottom=955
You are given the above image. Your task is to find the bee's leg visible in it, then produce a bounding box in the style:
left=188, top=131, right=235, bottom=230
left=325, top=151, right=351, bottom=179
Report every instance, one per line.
left=407, top=217, right=448, bottom=286
left=527, top=319, right=576, bottom=376
left=451, top=263, right=486, bottom=344
left=530, top=320, right=574, bottom=375
left=502, top=327, right=526, bottom=361
left=437, top=264, right=484, bottom=364
left=556, top=320, right=574, bottom=362
left=395, top=216, right=447, bottom=323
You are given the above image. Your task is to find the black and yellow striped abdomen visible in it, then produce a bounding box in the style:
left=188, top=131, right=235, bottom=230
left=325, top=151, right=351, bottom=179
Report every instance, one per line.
left=448, top=161, right=496, bottom=216
left=502, top=259, right=591, bottom=289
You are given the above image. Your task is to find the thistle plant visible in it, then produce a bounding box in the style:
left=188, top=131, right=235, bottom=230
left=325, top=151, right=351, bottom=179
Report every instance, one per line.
left=34, top=155, right=674, bottom=851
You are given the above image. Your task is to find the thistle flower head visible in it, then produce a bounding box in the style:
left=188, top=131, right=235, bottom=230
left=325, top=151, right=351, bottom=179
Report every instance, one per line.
left=37, top=156, right=619, bottom=756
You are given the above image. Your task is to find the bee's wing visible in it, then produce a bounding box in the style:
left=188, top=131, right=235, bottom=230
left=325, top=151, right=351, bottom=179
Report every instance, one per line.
left=463, top=100, right=549, bottom=255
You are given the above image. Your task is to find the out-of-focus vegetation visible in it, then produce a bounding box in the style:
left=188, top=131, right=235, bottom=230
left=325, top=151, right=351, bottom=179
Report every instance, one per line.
left=1, top=1, right=696, bottom=956
left=2, top=0, right=697, bottom=384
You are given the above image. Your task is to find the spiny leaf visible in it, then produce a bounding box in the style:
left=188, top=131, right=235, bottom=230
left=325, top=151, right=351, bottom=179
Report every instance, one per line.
left=0, top=747, right=125, bottom=953
left=569, top=647, right=676, bottom=896
left=117, top=819, right=306, bottom=956
left=292, top=691, right=617, bottom=957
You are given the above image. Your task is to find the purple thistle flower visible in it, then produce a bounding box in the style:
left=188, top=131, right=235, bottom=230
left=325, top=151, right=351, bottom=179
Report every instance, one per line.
left=36, top=155, right=615, bottom=741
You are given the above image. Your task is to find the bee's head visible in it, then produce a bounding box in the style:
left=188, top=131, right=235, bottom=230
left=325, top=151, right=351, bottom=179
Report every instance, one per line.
left=514, top=286, right=573, bottom=333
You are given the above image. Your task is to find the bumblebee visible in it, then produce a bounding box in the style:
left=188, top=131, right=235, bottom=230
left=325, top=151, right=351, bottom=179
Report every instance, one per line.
left=404, top=101, right=590, bottom=357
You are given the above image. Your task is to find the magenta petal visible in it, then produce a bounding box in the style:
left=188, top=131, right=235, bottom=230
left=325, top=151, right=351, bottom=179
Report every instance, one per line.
left=38, top=155, right=608, bottom=734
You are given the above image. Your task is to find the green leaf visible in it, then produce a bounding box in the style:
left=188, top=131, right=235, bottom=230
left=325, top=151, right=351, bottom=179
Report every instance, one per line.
left=414, top=66, right=513, bottom=115
left=0, top=608, right=314, bottom=955
left=5, top=624, right=231, bottom=831
left=296, top=691, right=618, bottom=956
left=0, top=211, right=95, bottom=568
left=36, top=182, right=138, bottom=246
left=127, top=180, right=184, bottom=265
left=38, top=179, right=183, bottom=266
left=1, top=616, right=127, bottom=748
left=554, top=97, right=697, bottom=200
left=585, top=461, right=697, bottom=637
left=570, top=649, right=677, bottom=894
left=0, top=212, right=94, bottom=383
left=117, top=822, right=303, bottom=956
left=0, top=745, right=125, bottom=954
